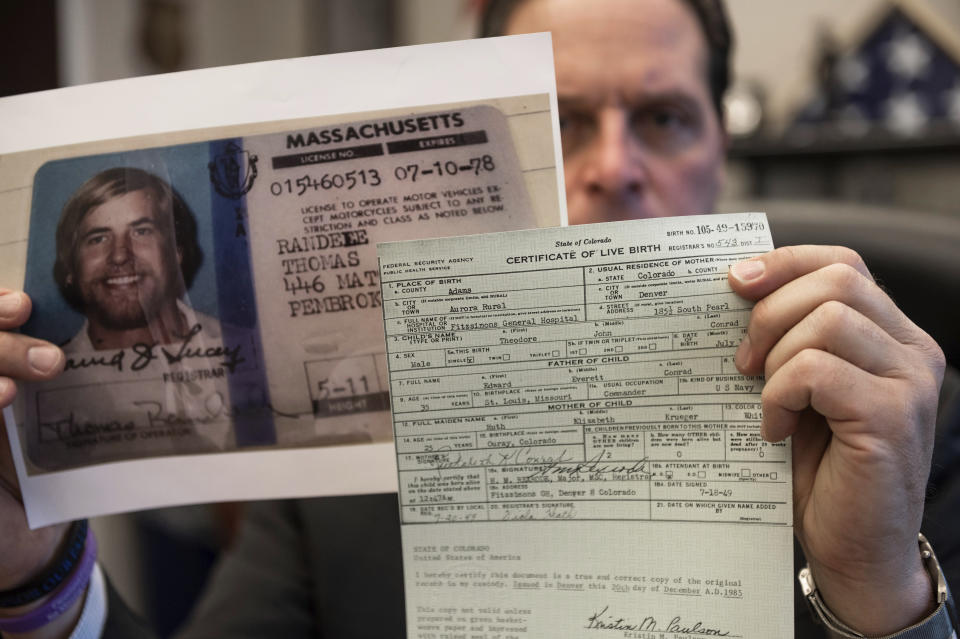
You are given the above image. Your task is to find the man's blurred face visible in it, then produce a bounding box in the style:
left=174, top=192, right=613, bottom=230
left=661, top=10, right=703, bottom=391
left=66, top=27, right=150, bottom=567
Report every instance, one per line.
left=71, top=190, right=181, bottom=330
left=505, top=0, right=726, bottom=225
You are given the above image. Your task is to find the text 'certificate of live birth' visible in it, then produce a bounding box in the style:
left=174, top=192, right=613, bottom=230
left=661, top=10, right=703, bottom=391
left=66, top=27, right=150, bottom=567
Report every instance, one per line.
left=0, top=34, right=565, bottom=527
left=378, top=213, right=793, bottom=638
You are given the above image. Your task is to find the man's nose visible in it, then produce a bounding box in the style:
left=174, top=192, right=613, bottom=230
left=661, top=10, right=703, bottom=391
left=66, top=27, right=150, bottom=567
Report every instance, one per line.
left=108, top=234, right=132, bottom=265
left=585, top=111, right=645, bottom=198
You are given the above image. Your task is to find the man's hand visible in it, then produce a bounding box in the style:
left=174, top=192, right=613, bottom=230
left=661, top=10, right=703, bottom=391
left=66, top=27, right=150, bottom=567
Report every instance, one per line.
left=0, top=290, right=81, bottom=638
left=0, top=289, right=68, bottom=590
left=0, top=431, right=83, bottom=639
left=729, top=246, right=945, bottom=636
left=0, top=290, right=64, bottom=409
left=0, top=425, right=71, bottom=592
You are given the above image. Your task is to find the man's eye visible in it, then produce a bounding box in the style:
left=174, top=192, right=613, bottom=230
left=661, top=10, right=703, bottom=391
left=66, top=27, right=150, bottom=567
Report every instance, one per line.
left=558, top=112, right=582, bottom=132
left=637, top=106, right=689, bottom=130
left=558, top=112, right=595, bottom=154
left=85, top=235, right=106, bottom=246
left=651, top=109, right=683, bottom=128
left=133, top=226, right=154, bottom=237
left=632, top=106, right=699, bottom=153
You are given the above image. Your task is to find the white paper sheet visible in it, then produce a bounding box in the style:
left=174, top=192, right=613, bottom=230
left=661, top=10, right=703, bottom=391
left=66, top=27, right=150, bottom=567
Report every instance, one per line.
left=378, top=213, right=794, bottom=637
left=1, top=34, right=567, bottom=528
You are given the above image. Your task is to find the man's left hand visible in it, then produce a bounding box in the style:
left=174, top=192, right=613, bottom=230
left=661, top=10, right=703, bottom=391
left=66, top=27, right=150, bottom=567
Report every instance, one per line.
left=729, top=245, right=945, bottom=636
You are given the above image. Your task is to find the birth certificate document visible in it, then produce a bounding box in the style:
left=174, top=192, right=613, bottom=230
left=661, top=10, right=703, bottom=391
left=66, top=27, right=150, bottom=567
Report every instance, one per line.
left=378, top=213, right=792, bottom=638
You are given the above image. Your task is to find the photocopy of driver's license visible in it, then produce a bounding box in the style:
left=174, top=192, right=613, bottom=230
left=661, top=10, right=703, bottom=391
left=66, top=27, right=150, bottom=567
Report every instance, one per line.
left=378, top=213, right=793, bottom=638
left=0, top=34, right=565, bottom=527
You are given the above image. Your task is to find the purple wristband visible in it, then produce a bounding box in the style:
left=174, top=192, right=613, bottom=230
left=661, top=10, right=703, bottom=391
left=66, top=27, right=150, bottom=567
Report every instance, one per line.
left=0, top=528, right=97, bottom=634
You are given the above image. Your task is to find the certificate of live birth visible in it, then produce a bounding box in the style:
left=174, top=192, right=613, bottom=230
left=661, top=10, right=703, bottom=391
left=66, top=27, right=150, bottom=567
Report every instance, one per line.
left=378, top=213, right=793, bottom=638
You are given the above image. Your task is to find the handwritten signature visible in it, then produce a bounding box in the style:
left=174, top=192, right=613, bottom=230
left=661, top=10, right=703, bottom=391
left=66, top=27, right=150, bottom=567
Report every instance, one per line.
left=37, top=412, right=136, bottom=443
left=421, top=447, right=651, bottom=483
left=64, top=323, right=245, bottom=373
left=522, top=451, right=651, bottom=481
left=502, top=505, right=576, bottom=521
left=586, top=606, right=729, bottom=636
left=134, top=391, right=297, bottom=428
left=39, top=391, right=297, bottom=442
left=425, top=446, right=575, bottom=474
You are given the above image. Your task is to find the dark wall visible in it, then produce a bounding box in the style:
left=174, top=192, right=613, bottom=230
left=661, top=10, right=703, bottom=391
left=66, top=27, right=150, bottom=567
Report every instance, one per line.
left=0, top=0, right=58, bottom=97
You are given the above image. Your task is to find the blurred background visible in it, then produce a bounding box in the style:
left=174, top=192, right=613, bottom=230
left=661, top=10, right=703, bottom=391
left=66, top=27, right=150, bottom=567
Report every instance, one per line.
left=2, top=0, right=959, bottom=635
left=5, top=0, right=960, bottom=215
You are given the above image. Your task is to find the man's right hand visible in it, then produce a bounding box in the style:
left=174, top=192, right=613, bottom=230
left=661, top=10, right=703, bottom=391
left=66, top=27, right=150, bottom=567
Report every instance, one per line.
left=0, top=290, right=64, bottom=410
left=0, top=289, right=81, bottom=638
left=0, top=425, right=70, bottom=593
left=0, top=431, right=85, bottom=639
left=1, top=288, right=67, bottom=589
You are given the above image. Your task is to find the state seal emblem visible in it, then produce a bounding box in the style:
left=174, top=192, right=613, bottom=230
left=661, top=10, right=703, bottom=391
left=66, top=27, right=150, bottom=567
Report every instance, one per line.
left=209, top=141, right=258, bottom=199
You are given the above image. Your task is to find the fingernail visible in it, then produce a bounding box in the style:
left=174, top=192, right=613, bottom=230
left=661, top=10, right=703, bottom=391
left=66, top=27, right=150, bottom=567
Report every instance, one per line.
left=0, top=292, right=22, bottom=319
left=730, top=259, right=765, bottom=283
left=28, top=346, right=62, bottom=375
left=734, top=334, right=751, bottom=370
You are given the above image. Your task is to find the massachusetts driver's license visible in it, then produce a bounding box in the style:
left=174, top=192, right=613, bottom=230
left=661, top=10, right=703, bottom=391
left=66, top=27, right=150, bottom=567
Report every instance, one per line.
left=0, top=34, right=565, bottom=527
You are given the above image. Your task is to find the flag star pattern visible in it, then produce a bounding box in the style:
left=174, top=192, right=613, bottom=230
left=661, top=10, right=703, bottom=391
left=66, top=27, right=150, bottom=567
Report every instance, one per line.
left=793, top=7, right=960, bottom=137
